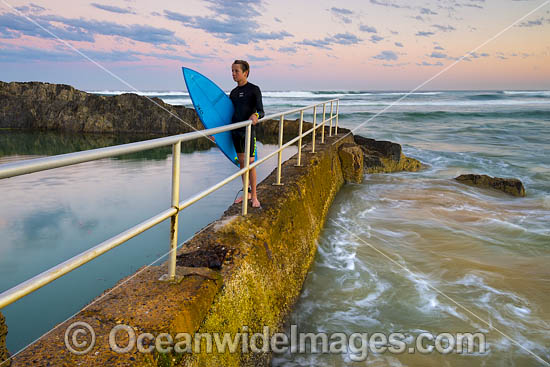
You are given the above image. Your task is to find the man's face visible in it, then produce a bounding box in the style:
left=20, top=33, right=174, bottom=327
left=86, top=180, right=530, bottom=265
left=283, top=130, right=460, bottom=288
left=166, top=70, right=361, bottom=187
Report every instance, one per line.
left=232, top=64, right=247, bottom=83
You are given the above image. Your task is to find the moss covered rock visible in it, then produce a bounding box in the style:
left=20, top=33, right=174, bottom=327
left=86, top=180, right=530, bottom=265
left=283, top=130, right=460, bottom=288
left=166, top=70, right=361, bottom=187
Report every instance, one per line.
left=354, top=135, right=421, bottom=173
left=338, top=143, right=364, bottom=183
left=0, top=81, right=202, bottom=134
left=455, top=174, right=526, bottom=197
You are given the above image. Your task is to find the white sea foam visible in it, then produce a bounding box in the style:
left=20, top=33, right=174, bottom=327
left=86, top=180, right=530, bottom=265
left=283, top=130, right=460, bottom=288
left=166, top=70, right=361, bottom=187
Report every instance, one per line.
left=477, top=218, right=526, bottom=232
left=336, top=99, right=550, bottom=107
left=158, top=98, right=192, bottom=105
left=87, top=90, right=189, bottom=96
left=503, top=90, right=550, bottom=96
left=355, top=280, right=390, bottom=307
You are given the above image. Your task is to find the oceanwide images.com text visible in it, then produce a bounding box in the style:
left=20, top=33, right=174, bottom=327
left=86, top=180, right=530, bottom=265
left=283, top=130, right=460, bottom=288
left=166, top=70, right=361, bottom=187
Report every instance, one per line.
left=65, top=322, right=487, bottom=361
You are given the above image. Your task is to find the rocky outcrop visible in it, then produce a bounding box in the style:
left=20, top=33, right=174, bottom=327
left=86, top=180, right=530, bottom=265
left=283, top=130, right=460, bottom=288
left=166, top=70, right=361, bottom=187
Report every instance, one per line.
left=0, top=81, right=202, bottom=134
left=455, top=174, right=526, bottom=197
left=354, top=135, right=422, bottom=173
left=338, top=143, right=364, bottom=183
left=0, top=311, right=10, bottom=367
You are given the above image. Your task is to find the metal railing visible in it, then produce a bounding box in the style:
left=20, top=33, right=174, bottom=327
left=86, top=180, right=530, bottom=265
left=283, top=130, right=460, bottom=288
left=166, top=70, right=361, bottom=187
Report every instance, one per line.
left=0, top=98, right=339, bottom=309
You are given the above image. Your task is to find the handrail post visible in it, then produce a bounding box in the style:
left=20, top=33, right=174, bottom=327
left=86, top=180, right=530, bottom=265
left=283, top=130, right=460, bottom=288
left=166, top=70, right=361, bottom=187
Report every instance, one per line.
left=242, top=123, right=251, bottom=215
left=167, top=141, right=181, bottom=281
left=273, top=114, right=284, bottom=185
left=329, top=101, right=334, bottom=137
left=335, top=99, right=340, bottom=135
left=321, top=102, right=326, bottom=144
left=295, top=110, right=304, bottom=167
left=312, top=106, right=317, bottom=153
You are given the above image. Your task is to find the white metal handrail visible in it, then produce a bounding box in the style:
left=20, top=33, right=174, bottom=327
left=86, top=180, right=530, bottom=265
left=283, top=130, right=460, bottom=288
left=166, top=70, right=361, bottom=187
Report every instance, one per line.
left=0, top=98, right=339, bottom=309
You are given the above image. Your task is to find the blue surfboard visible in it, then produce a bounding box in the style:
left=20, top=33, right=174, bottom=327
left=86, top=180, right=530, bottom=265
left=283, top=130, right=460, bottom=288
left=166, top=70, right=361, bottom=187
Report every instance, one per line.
left=182, top=67, right=257, bottom=166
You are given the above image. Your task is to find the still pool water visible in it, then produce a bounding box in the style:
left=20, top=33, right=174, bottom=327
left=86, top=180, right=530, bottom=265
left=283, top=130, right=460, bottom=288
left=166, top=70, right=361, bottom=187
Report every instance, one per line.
left=0, top=130, right=296, bottom=354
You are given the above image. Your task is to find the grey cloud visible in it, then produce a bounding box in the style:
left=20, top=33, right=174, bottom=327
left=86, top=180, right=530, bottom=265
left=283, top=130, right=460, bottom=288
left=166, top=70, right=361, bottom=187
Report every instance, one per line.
left=370, top=35, right=384, bottom=43
left=332, top=32, right=362, bottom=45
left=164, top=6, right=292, bottom=45
left=297, top=38, right=332, bottom=50
left=274, top=17, right=282, bottom=23
left=90, top=3, right=136, bottom=15
left=278, top=46, right=297, bottom=54
left=420, top=8, right=437, bottom=15
left=417, top=61, right=443, bottom=66
left=246, top=54, right=272, bottom=62
left=203, top=0, right=262, bottom=19
left=14, top=3, right=46, bottom=13
left=382, top=62, right=409, bottom=67
left=369, top=0, right=411, bottom=9
left=394, top=42, right=403, bottom=47
left=0, top=13, right=95, bottom=42
left=359, top=25, right=377, bottom=33
left=372, top=50, right=398, bottom=61
left=297, top=32, right=362, bottom=49
left=434, top=45, right=444, bottom=50
left=330, top=7, right=353, bottom=15
left=0, top=12, right=187, bottom=45
left=518, top=17, right=550, bottom=27
left=432, top=24, right=456, bottom=32
left=462, top=3, right=483, bottom=9
left=428, top=51, right=447, bottom=58
left=0, top=44, right=139, bottom=62
left=416, top=31, right=435, bottom=37
left=467, top=52, right=489, bottom=58
left=0, top=43, right=204, bottom=64
left=329, top=7, right=353, bottom=24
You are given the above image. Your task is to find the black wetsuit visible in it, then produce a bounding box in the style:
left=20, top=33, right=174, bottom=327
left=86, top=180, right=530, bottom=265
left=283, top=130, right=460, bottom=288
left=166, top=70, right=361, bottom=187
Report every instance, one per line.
left=229, top=82, right=264, bottom=157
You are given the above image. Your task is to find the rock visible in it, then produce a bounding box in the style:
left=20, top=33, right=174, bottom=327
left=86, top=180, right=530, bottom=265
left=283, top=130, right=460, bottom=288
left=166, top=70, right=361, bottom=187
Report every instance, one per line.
left=0, top=311, right=10, bottom=367
left=176, top=243, right=229, bottom=269
left=354, top=135, right=422, bottom=173
left=338, top=143, right=364, bottom=183
left=455, top=174, right=526, bottom=197
left=0, top=81, right=203, bottom=134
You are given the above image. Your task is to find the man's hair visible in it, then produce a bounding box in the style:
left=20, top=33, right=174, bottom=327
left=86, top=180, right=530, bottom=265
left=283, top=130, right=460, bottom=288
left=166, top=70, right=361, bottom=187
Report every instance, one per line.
left=233, top=59, right=250, bottom=77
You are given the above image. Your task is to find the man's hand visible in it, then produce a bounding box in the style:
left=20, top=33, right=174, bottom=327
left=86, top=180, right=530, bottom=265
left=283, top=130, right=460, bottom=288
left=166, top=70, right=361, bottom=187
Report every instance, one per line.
left=207, top=135, right=215, bottom=143
left=249, top=113, right=258, bottom=125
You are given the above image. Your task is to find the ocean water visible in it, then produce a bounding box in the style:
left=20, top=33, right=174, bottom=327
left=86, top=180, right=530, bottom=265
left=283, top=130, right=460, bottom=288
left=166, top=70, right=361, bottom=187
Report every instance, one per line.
left=2, top=89, right=550, bottom=365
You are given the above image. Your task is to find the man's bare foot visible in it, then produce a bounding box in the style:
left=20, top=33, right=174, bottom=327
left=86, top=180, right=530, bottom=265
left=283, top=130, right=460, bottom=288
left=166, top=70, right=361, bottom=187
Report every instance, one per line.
left=251, top=197, right=261, bottom=208
left=234, top=194, right=249, bottom=204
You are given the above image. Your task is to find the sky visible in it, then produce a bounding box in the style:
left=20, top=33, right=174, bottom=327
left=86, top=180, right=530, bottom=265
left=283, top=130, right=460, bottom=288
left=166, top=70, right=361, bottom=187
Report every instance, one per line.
left=0, top=0, right=549, bottom=91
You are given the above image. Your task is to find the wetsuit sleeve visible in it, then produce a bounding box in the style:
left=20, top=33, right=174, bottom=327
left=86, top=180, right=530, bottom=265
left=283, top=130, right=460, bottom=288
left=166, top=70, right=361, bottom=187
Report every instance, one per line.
left=255, top=86, right=265, bottom=119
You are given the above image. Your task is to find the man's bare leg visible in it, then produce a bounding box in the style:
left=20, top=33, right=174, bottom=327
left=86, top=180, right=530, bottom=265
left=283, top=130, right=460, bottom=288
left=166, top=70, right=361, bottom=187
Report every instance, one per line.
left=234, top=154, right=260, bottom=207
left=234, top=153, right=249, bottom=204
left=249, top=157, right=260, bottom=207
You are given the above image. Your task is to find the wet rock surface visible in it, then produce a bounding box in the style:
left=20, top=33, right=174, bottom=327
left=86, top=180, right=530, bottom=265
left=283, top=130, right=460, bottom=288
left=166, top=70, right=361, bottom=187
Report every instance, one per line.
left=176, top=243, right=229, bottom=269
left=338, top=143, right=364, bottom=183
left=455, top=174, right=526, bottom=197
left=354, top=134, right=422, bottom=173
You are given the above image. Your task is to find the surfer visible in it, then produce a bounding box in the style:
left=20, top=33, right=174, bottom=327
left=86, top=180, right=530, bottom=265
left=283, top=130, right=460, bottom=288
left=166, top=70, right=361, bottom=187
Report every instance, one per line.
left=230, top=60, right=264, bottom=208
